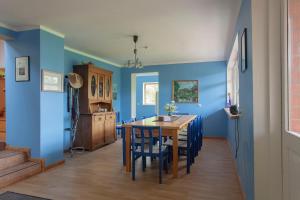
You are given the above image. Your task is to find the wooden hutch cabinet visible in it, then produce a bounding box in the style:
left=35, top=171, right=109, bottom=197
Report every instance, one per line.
left=73, top=64, right=116, bottom=151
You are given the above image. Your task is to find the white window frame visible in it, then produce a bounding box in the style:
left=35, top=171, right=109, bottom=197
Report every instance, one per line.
left=142, top=82, right=158, bottom=106
left=227, top=35, right=239, bottom=107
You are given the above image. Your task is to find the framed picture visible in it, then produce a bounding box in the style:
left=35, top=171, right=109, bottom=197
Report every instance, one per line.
left=241, top=28, right=247, bottom=73
left=41, top=70, right=64, bottom=92
left=15, top=56, right=30, bottom=81
left=172, top=80, right=198, bottom=103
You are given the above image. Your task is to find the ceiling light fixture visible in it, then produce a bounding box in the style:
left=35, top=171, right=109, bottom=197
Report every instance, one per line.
left=125, top=35, right=143, bottom=68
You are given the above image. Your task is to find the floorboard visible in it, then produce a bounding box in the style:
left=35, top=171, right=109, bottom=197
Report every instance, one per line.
left=0, top=138, right=243, bottom=200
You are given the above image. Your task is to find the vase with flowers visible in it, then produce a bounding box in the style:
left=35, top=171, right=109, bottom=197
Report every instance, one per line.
left=164, top=101, right=177, bottom=116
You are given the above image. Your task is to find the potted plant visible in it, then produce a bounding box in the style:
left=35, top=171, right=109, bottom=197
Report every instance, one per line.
left=164, top=101, right=177, bottom=116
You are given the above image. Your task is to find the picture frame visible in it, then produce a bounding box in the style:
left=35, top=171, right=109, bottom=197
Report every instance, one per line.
left=15, top=56, right=30, bottom=82
left=41, top=70, right=64, bottom=92
left=172, top=80, right=198, bottom=103
left=241, top=28, right=247, bottom=73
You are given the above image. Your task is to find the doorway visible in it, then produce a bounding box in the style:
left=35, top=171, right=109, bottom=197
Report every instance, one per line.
left=0, top=39, right=6, bottom=142
left=131, top=72, right=159, bottom=119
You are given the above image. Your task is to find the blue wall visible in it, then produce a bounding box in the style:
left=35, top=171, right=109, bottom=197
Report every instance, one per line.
left=121, top=62, right=228, bottom=137
left=0, top=26, right=16, bottom=39
left=40, top=30, right=65, bottom=166
left=4, top=28, right=68, bottom=166
left=63, top=50, right=121, bottom=150
left=136, top=75, right=158, bottom=119
left=5, top=30, right=41, bottom=158
left=227, top=0, right=254, bottom=199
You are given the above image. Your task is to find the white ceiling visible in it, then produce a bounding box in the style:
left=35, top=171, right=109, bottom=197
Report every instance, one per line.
left=0, top=0, right=241, bottom=67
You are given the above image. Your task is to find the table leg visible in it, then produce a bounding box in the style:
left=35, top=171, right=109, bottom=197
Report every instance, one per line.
left=125, top=127, right=131, bottom=172
left=172, top=129, right=178, bottom=178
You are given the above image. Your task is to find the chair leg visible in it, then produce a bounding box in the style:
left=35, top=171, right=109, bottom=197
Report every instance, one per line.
left=164, top=157, right=168, bottom=174
left=187, top=148, right=190, bottom=174
left=132, top=154, right=136, bottom=181
left=122, top=135, right=126, bottom=166
left=142, top=156, right=146, bottom=172
left=159, top=154, right=163, bottom=184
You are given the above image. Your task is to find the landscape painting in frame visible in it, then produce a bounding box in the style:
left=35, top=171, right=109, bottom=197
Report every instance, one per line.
left=172, top=80, right=198, bottom=103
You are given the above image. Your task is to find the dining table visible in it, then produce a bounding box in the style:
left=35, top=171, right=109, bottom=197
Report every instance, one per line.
left=123, top=115, right=197, bottom=178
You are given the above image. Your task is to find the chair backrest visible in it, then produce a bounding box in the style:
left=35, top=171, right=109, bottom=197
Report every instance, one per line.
left=131, top=126, right=162, bottom=154
left=122, top=118, right=136, bottom=124
left=187, top=122, right=193, bottom=148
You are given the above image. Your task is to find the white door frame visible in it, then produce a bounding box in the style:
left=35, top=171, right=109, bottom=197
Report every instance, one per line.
left=252, top=0, right=283, bottom=199
left=130, top=72, right=159, bottom=119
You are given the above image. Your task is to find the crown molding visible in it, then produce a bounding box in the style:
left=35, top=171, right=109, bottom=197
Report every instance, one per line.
left=142, top=59, right=226, bottom=67
left=40, top=25, right=65, bottom=38
left=64, top=46, right=122, bottom=68
left=0, top=22, right=64, bottom=38
left=0, top=22, right=17, bottom=31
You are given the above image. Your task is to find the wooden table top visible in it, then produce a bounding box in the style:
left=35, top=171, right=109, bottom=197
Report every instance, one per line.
left=123, top=115, right=197, bottom=130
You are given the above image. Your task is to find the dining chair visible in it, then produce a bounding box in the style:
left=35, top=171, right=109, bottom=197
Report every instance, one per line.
left=164, top=122, right=194, bottom=174
left=121, top=118, right=137, bottom=166
left=131, top=126, right=169, bottom=184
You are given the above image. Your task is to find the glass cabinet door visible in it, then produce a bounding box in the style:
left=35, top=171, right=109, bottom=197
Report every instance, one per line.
left=89, top=72, right=98, bottom=100
left=105, top=75, right=111, bottom=100
left=98, top=74, right=104, bottom=100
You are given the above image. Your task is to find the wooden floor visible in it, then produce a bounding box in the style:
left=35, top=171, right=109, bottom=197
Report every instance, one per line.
left=0, top=138, right=243, bottom=200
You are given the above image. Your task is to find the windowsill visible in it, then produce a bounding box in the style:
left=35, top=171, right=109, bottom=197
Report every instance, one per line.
left=224, top=108, right=240, bottom=119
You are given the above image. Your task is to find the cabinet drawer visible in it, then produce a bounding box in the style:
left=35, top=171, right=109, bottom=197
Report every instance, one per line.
left=94, top=115, right=105, bottom=122
left=105, top=114, right=115, bottom=120
left=0, top=121, right=5, bottom=132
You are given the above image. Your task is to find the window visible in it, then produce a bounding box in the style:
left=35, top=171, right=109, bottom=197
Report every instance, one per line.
left=227, top=35, right=239, bottom=106
left=288, top=0, right=300, bottom=133
left=143, top=82, right=158, bottom=105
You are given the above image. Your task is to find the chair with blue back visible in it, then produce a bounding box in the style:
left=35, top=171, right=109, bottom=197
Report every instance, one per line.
left=164, top=122, right=194, bottom=174
left=131, top=126, right=169, bottom=184
left=121, top=118, right=137, bottom=166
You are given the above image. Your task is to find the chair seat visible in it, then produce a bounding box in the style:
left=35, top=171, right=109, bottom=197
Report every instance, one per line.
left=135, top=144, right=168, bottom=154
left=163, top=139, right=187, bottom=148
left=179, top=130, right=187, bottom=136
left=135, top=137, right=151, bottom=144
left=178, top=134, right=187, bottom=141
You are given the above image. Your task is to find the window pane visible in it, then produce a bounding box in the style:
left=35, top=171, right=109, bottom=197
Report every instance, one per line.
left=143, top=83, right=158, bottom=105
left=288, top=0, right=300, bottom=133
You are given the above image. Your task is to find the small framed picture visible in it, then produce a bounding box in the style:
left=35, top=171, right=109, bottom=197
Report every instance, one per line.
left=15, top=56, right=30, bottom=81
left=241, top=28, right=247, bottom=73
left=41, top=70, right=64, bottom=92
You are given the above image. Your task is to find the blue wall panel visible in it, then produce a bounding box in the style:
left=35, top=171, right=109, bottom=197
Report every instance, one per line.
left=136, top=75, right=158, bottom=119
left=5, top=30, right=41, bottom=157
left=121, top=61, right=228, bottom=137
left=40, top=30, right=65, bottom=165
left=227, top=0, right=254, bottom=199
left=0, top=26, right=16, bottom=39
left=63, top=50, right=121, bottom=150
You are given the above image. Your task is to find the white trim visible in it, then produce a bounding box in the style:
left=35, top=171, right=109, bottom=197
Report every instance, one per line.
left=143, top=58, right=225, bottom=67
left=40, top=25, right=65, bottom=38
left=252, top=0, right=283, bottom=199
left=64, top=46, right=122, bottom=67
left=0, top=22, right=65, bottom=38
left=131, top=74, right=137, bottom=118
left=142, top=82, right=159, bottom=106
left=0, top=22, right=17, bottom=31
left=136, top=72, right=159, bottom=77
